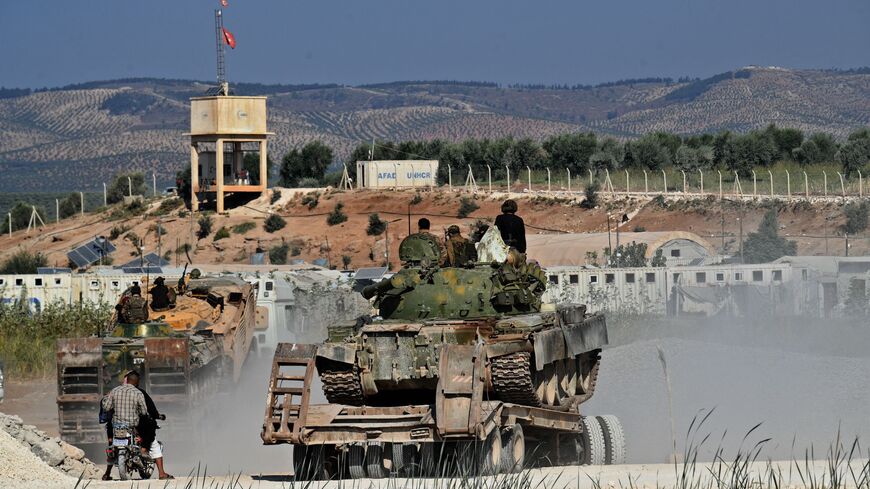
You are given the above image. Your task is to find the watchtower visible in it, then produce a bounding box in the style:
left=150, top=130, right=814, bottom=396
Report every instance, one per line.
left=189, top=96, right=272, bottom=213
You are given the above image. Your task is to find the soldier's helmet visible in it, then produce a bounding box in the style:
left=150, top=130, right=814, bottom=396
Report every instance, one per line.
left=501, top=199, right=518, bottom=214
left=447, top=225, right=461, bottom=235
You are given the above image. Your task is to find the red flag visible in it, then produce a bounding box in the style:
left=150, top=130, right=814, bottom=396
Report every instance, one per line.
left=220, top=0, right=228, bottom=6
left=222, top=27, right=236, bottom=49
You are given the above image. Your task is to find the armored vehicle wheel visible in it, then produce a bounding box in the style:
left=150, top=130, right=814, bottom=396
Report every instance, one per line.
left=478, top=428, right=503, bottom=475
left=580, top=416, right=606, bottom=465
left=500, top=424, right=525, bottom=474
left=596, top=415, right=626, bottom=465
left=365, top=442, right=392, bottom=479
left=558, top=359, right=578, bottom=402
left=575, top=352, right=601, bottom=404
left=348, top=444, right=367, bottom=479
left=293, top=445, right=327, bottom=480
left=534, top=364, right=558, bottom=406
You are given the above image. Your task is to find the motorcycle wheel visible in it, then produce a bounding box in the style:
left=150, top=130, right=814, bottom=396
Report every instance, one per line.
left=117, top=452, right=130, bottom=481
left=138, top=463, right=154, bottom=480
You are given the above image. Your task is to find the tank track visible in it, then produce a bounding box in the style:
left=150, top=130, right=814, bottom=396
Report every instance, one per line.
left=490, top=352, right=542, bottom=407
left=575, top=352, right=601, bottom=404
left=320, top=367, right=365, bottom=406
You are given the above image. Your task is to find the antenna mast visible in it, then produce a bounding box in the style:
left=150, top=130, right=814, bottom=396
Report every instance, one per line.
left=214, top=9, right=228, bottom=95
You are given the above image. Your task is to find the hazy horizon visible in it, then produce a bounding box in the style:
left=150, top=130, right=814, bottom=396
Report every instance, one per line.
left=2, top=0, right=868, bottom=89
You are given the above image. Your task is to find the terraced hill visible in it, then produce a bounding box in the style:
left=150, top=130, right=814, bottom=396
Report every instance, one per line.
left=1, top=67, right=868, bottom=192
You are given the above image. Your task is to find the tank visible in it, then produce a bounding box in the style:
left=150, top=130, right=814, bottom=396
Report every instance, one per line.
left=55, top=273, right=257, bottom=447
left=315, top=229, right=607, bottom=410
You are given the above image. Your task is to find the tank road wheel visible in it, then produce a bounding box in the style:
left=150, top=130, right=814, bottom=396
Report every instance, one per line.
left=575, top=351, right=601, bottom=404
left=478, top=428, right=503, bottom=476
left=500, top=424, right=526, bottom=474
left=534, top=364, right=558, bottom=406
left=365, top=442, right=392, bottom=479
left=293, top=445, right=327, bottom=480
left=597, top=415, right=626, bottom=465
left=580, top=416, right=607, bottom=465
left=348, top=444, right=367, bottom=479
left=559, top=359, right=578, bottom=404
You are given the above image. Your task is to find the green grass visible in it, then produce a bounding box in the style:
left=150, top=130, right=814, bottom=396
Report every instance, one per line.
left=0, top=301, right=111, bottom=379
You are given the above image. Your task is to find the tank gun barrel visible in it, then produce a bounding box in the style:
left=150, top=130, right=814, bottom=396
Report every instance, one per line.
left=362, top=277, right=393, bottom=299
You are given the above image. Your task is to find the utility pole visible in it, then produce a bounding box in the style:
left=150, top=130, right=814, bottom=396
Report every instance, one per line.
left=845, top=233, right=849, bottom=257
left=738, top=217, right=744, bottom=263
left=824, top=218, right=829, bottom=255
left=606, top=213, right=612, bottom=267
left=720, top=213, right=725, bottom=255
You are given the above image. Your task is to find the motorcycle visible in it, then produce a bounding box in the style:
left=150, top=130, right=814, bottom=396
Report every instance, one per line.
left=110, top=416, right=165, bottom=480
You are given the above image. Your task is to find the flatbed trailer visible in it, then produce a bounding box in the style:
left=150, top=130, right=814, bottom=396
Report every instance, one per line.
left=261, top=343, right=626, bottom=479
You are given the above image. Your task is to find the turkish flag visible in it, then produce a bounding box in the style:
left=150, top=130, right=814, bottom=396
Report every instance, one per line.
left=222, top=27, right=236, bottom=49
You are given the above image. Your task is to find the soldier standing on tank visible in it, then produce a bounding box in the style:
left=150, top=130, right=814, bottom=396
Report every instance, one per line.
left=443, top=225, right=477, bottom=267
left=494, top=199, right=527, bottom=253
left=149, top=277, right=170, bottom=312
left=414, top=218, right=447, bottom=263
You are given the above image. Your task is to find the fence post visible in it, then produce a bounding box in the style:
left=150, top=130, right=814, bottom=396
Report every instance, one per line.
left=752, top=170, right=757, bottom=197
left=80, top=192, right=85, bottom=217
left=733, top=172, right=742, bottom=196
left=152, top=172, right=157, bottom=197
left=56, top=199, right=60, bottom=223
left=625, top=169, right=630, bottom=194
left=768, top=170, right=773, bottom=196
left=717, top=170, right=723, bottom=199
left=838, top=172, right=846, bottom=197
left=505, top=165, right=510, bottom=193
left=859, top=170, right=863, bottom=197
left=588, top=169, right=593, bottom=186
left=527, top=166, right=532, bottom=192
left=7, top=213, right=11, bottom=237
left=605, top=169, right=614, bottom=195
left=785, top=170, right=791, bottom=200
left=103, top=183, right=107, bottom=207
left=643, top=170, right=648, bottom=196
left=681, top=170, right=687, bottom=194
left=487, top=165, right=492, bottom=193
left=127, top=176, right=132, bottom=197
left=448, top=164, right=452, bottom=189
left=567, top=168, right=571, bottom=193
left=662, top=169, right=668, bottom=195
left=823, top=171, right=827, bottom=197
left=804, top=171, right=809, bottom=198
left=699, top=169, right=704, bottom=195
left=546, top=167, right=551, bottom=193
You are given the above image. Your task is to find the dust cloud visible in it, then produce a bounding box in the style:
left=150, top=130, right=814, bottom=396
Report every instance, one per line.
left=586, top=314, right=870, bottom=464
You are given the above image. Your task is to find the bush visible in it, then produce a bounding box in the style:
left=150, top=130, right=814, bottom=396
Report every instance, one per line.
left=3, top=202, right=47, bottom=232
left=301, top=193, right=319, bottom=209
left=327, top=203, right=348, bottom=226
left=341, top=255, right=352, bottom=269
left=633, top=225, right=646, bottom=232
left=109, top=224, right=131, bottom=240
left=0, top=249, right=48, bottom=274
left=298, top=177, right=321, bottom=188
left=410, top=193, right=423, bottom=205
left=457, top=197, right=479, bottom=218
left=154, top=197, right=183, bottom=216
left=214, top=226, right=230, bottom=241
left=842, top=201, right=869, bottom=235
left=580, top=182, right=600, bottom=209
left=58, top=193, right=81, bottom=219
left=743, top=210, right=797, bottom=263
left=176, top=243, right=192, bottom=254
left=269, top=243, right=289, bottom=264
left=107, top=172, right=146, bottom=204
left=270, top=190, right=282, bottom=205
left=264, top=214, right=287, bottom=233
left=148, top=223, right=167, bottom=236
left=232, top=221, right=256, bottom=234
left=366, top=213, right=387, bottom=236
left=197, top=214, right=213, bottom=239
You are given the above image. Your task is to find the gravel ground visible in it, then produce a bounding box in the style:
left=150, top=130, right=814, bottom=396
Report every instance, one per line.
left=0, top=427, right=70, bottom=485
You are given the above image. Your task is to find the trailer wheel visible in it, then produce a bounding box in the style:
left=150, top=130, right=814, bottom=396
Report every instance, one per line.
left=417, top=442, right=436, bottom=477
left=580, top=416, right=606, bottom=465
left=293, top=445, right=327, bottom=480
left=365, top=442, right=392, bottom=479
left=500, top=423, right=525, bottom=474
left=348, top=444, right=367, bottom=479
left=474, top=428, right=502, bottom=475
left=596, top=415, right=626, bottom=465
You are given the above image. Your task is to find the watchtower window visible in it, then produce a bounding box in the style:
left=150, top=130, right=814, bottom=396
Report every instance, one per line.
left=569, top=274, right=579, bottom=284
left=548, top=275, right=559, bottom=285
left=589, top=275, right=598, bottom=284
left=605, top=273, right=615, bottom=284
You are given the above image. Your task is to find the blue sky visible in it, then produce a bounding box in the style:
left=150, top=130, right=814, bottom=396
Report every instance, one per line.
left=2, top=0, right=868, bottom=88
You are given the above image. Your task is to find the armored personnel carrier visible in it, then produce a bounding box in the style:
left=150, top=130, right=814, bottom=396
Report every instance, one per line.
left=56, top=274, right=257, bottom=448
left=262, top=229, right=624, bottom=479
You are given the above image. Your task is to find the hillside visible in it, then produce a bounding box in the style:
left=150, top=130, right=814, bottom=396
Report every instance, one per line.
left=0, top=189, right=865, bottom=272
left=1, top=67, right=869, bottom=192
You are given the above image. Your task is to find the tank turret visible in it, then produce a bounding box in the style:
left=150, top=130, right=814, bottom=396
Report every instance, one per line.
left=316, top=228, right=608, bottom=410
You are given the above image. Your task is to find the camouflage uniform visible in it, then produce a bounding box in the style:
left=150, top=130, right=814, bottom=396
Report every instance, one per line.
left=443, top=225, right=477, bottom=267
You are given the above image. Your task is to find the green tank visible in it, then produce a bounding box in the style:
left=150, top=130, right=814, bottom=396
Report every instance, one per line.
left=315, top=230, right=608, bottom=410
